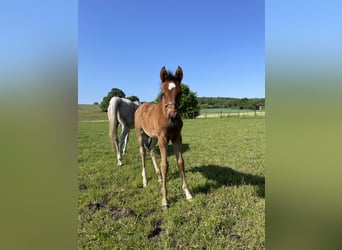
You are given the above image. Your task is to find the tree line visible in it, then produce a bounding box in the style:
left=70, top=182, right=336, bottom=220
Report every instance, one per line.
left=99, top=85, right=201, bottom=118
left=198, top=97, right=265, bottom=110
left=98, top=87, right=265, bottom=119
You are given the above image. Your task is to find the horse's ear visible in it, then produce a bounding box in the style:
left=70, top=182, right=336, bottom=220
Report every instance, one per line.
left=175, top=66, right=183, bottom=81
left=160, top=66, right=168, bottom=82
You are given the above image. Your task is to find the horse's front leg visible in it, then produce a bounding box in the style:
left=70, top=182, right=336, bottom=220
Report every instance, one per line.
left=148, top=137, right=162, bottom=183
left=173, top=139, right=193, bottom=201
left=136, top=132, right=149, bottom=187
left=158, top=137, right=169, bottom=209
left=140, top=145, right=147, bottom=187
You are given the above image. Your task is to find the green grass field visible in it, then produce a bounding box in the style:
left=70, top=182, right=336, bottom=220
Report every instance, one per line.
left=78, top=105, right=265, bottom=249
left=78, top=104, right=107, bottom=121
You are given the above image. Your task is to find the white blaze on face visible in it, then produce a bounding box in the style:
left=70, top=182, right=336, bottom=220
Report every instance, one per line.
left=168, top=82, right=176, bottom=90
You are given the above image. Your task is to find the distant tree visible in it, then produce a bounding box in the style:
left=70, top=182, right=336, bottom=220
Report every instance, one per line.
left=100, top=88, right=126, bottom=112
left=155, top=83, right=200, bottom=119
left=126, top=95, right=140, bottom=102
left=93, top=102, right=99, bottom=105
left=238, top=97, right=249, bottom=109
left=179, top=84, right=200, bottom=118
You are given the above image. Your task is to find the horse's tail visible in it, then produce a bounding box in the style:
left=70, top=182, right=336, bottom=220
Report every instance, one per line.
left=108, top=97, right=120, bottom=150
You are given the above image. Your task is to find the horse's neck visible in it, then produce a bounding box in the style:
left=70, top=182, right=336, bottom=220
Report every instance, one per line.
left=157, top=102, right=167, bottom=118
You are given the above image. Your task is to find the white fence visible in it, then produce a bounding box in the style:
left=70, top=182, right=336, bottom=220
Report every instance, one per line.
left=196, top=110, right=265, bottom=118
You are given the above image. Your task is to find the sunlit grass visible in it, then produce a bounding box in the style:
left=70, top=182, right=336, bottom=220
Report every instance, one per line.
left=78, top=107, right=265, bottom=249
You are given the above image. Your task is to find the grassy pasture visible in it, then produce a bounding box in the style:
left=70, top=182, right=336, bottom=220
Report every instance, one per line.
left=78, top=105, right=265, bottom=249
left=78, top=104, right=107, bottom=121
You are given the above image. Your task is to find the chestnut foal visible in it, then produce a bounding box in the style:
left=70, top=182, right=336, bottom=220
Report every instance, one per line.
left=134, top=66, right=193, bottom=209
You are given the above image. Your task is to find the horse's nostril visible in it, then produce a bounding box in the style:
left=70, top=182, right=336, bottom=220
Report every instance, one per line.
left=168, top=111, right=177, bottom=118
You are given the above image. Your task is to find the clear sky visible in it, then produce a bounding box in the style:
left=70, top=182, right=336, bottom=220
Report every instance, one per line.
left=79, top=0, right=264, bottom=104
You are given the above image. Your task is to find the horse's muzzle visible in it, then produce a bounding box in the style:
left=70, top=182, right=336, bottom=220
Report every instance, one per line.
left=167, top=110, right=177, bottom=119
left=165, top=102, right=178, bottom=119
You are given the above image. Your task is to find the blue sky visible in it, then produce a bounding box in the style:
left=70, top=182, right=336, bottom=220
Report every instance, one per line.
left=79, top=0, right=264, bottom=104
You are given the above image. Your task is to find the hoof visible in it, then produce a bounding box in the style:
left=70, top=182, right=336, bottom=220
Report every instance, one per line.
left=117, top=161, right=123, bottom=167
left=185, top=189, right=193, bottom=201
left=161, top=200, right=168, bottom=209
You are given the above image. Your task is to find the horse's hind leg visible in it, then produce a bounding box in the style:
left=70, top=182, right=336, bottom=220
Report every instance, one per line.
left=148, top=137, right=162, bottom=183
left=118, top=126, right=129, bottom=166
left=109, top=119, right=120, bottom=164
left=173, top=140, right=193, bottom=201
left=120, top=125, right=130, bottom=156
left=122, top=131, right=129, bottom=155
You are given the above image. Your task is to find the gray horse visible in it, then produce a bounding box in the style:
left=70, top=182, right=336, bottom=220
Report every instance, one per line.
left=108, top=97, right=140, bottom=166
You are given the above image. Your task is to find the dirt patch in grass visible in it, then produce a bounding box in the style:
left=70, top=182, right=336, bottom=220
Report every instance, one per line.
left=87, top=202, right=105, bottom=213
left=87, top=189, right=136, bottom=219
left=147, top=220, right=163, bottom=239
left=79, top=183, right=87, bottom=190
left=87, top=201, right=136, bottom=221
left=108, top=205, right=136, bottom=219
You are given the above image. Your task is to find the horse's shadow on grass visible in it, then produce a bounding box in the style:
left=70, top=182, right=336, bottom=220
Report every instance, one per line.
left=189, top=165, right=265, bottom=198
left=154, top=143, right=190, bottom=157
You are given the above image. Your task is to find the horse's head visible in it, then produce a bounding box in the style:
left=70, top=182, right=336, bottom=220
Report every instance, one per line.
left=160, top=66, right=183, bottom=120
